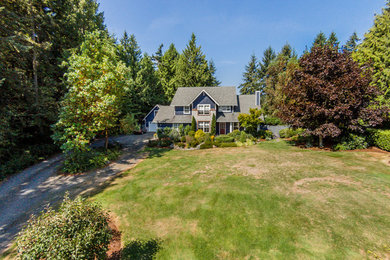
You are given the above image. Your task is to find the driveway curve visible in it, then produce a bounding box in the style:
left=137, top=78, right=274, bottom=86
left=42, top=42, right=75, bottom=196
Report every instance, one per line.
left=0, top=133, right=153, bottom=253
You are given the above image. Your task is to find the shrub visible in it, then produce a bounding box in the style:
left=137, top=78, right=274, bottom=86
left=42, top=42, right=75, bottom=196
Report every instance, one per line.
left=188, top=130, right=195, bottom=137
left=180, top=136, right=186, bottom=142
left=147, top=140, right=159, bottom=147
left=264, top=116, right=283, bottom=125
left=62, top=145, right=121, bottom=173
left=257, top=130, right=273, bottom=139
left=156, top=128, right=168, bottom=140
left=189, top=139, right=199, bottom=148
left=120, top=113, right=140, bottom=134
left=159, top=139, right=173, bottom=147
left=371, top=129, right=390, bottom=151
left=176, top=142, right=186, bottom=148
left=279, top=128, right=305, bottom=138
left=228, top=130, right=241, bottom=141
left=219, top=142, right=238, bottom=148
left=204, top=133, right=212, bottom=143
left=239, top=131, right=248, bottom=143
left=200, top=143, right=213, bottom=149
left=215, top=135, right=234, bottom=143
left=195, top=129, right=206, bottom=142
left=178, top=124, right=185, bottom=137
left=16, top=194, right=111, bottom=259
left=184, top=125, right=191, bottom=136
left=169, top=129, right=180, bottom=142
left=185, top=135, right=194, bottom=144
left=333, top=133, right=368, bottom=151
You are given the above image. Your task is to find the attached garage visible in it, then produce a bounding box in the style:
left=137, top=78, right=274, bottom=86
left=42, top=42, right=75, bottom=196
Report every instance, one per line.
left=143, top=105, right=160, bottom=132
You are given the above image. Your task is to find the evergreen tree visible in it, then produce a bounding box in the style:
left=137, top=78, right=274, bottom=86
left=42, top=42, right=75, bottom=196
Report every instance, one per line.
left=353, top=1, right=390, bottom=108
left=259, top=46, right=276, bottom=95
left=239, top=54, right=261, bottom=94
left=117, top=31, right=142, bottom=81
left=158, top=43, right=180, bottom=102
left=207, top=60, right=221, bottom=86
left=191, top=116, right=196, bottom=132
left=152, top=43, right=164, bottom=67
left=326, top=31, right=339, bottom=49
left=135, top=54, right=165, bottom=114
left=211, top=114, right=216, bottom=135
left=53, top=30, right=127, bottom=152
left=175, top=33, right=219, bottom=87
left=343, top=32, right=360, bottom=52
left=313, top=32, right=327, bottom=48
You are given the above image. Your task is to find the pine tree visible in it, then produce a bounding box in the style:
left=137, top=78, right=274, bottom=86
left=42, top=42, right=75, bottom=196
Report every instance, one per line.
left=152, top=43, right=164, bottom=67
left=158, top=43, right=179, bottom=102
left=191, top=116, right=197, bottom=132
left=239, top=54, right=261, bottom=94
left=326, top=31, right=339, bottom=49
left=175, top=33, right=218, bottom=87
left=313, top=32, right=327, bottom=48
left=345, top=32, right=360, bottom=52
left=353, top=1, right=390, bottom=108
left=259, top=46, right=276, bottom=94
left=207, top=60, right=221, bottom=86
left=117, top=31, right=142, bottom=81
left=211, top=114, right=216, bottom=135
left=136, top=54, right=165, bottom=114
left=343, top=32, right=360, bottom=52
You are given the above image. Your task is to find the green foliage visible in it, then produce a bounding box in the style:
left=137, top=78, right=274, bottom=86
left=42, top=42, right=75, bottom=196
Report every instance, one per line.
left=344, top=32, right=360, bottom=52
left=211, top=114, right=216, bottom=135
left=259, top=46, right=276, bottom=95
left=200, top=143, right=213, bottom=149
left=188, top=131, right=195, bottom=137
left=279, top=128, right=304, bottom=138
left=257, top=129, right=273, bottom=139
left=178, top=124, right=185, bottom=137
left=238, top=108, right=264, bottom=136
left=189, top=139, right=199, bottom=148
left=326, top=31, right=339, bottom=49
left=239, top=54, right=261, bottom=94
left=53, top=30, right=127, bottom=154
left=168, top=129, right=181, bottom=142
left=159, top=139, right=173, bottom=148
left=228, top=130, right=242, bottom=141
left=371, top=129, right=390, bottom=151
left=117, top=32, right=141, bottom=81
left=333, top=134, right=368, bottom=151
left=313, top=32, right=327, bottom=47
left=264, top=116, right=284, bottom=125
left=184, top=125, right=191, bottom=136
left=121, top=239, right=162, bottom=260
left=353, top=2, right=390, bottom=109
left=215, top=135, right=235, bottom=143
left=62, top=145, right=121, bottom=173
left=120, top=113, right=140, bottom=134
left=174, top=33, right=219, bottom=87
left=195, top=129, right=206, bottom=142
left=176, top=142, right=186, bottom=148
left=158, top=44, right=180, bottom=102
left=215, top=142, right=238, bottom=148
left=191, top=116, right=197, bottom=132
left=16, top=194, right=111, bottom=259
left=239, top=131, right=248, bottom=143
left=147, top=140, right=159, bottom=148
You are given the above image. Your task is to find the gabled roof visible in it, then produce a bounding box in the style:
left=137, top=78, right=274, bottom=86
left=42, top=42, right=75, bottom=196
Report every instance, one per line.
left=170, top=86, right=238, bottom=106
left=216, top=95, right=258, bottom=122
left=143, top=105, right=160, bottom=121
left=152, top=106, right=192, bottom=124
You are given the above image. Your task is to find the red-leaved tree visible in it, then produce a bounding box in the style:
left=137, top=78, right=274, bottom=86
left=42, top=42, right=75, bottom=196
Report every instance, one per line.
left=279, top=46, right=386, bottom=146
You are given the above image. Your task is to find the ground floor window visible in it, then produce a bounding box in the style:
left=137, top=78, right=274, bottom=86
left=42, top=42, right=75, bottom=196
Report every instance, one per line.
left=198, top=121, right=210, bottom=133
left=233, top=122, right=239, bottom=130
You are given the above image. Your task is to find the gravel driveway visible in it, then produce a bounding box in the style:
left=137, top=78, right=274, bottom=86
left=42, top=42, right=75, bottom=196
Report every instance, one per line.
left=0, top=133, right=153, bottom=253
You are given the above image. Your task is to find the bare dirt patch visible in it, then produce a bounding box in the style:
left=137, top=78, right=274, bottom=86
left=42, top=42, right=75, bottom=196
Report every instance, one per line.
left=107, top=215, right=122, bottom=260
left=292, top=176, right=360, bottom=193
left=232, top=160, right=269, bottom=179
left=151, top=217, right=198, bottom=237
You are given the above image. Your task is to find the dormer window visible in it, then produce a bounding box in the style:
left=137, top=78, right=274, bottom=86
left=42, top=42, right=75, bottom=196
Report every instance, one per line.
left=197, top=104, right=210, bottom=115
left=183, top=106, right=190, bottom=114
left=218, top=106, right=231, bottom=113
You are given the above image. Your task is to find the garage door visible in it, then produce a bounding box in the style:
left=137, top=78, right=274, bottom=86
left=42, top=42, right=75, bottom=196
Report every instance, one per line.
left=148, top=122, right=157, bottom=132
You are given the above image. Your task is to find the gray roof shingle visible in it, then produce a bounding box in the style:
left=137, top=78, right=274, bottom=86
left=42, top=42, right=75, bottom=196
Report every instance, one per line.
left=152, top=106, right=192, bottom=124
left=170, top=86, right=238, bottom=106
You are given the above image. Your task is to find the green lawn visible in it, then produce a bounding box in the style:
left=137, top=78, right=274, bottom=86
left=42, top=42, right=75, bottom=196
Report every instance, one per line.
left=92, top=141, right=390, bottom=259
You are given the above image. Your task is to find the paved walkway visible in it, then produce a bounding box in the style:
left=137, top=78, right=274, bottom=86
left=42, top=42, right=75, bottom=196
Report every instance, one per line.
left=0, top=133, right=153, bottom=253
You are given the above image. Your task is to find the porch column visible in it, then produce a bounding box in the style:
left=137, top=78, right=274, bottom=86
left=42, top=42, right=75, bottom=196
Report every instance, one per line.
left=230, top=122, right=233, bottom=133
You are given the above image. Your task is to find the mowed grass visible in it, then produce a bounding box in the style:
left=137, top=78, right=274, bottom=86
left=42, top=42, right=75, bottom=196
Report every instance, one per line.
left=92, top=141, right=390, bottom=259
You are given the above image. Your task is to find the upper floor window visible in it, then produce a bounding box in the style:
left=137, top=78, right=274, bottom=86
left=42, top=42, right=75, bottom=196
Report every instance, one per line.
left=218, top=106, right=231, bottom=113
left=184, top=106, right=191, bottom=114
left=197, top=104, right=210, bottom=115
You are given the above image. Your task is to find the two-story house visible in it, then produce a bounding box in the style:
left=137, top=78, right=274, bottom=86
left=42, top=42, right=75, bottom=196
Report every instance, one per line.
left=143, top=86, right=261, bottom=135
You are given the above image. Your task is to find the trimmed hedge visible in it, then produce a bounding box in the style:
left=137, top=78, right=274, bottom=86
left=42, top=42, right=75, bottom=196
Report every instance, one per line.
left=214, top=135, right=234, bottom=143
left=372, top=129, right=390, bottom=151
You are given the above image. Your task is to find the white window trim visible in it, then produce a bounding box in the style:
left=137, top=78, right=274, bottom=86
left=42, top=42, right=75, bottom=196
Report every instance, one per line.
left=183, top=106, right=191, bottom=115
left=198, top=121, right=210, bottom=133
left=218, top=106, right=232, bottom=113
left=197, top=104, right=210, bottom=115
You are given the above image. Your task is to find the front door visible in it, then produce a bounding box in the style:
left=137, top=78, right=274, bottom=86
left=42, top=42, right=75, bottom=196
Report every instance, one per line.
left=219, top=122, right=226, bottom=135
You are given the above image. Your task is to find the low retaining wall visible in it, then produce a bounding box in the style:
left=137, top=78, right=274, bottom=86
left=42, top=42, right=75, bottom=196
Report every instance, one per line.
left=262, top=125, right=290, bottom=138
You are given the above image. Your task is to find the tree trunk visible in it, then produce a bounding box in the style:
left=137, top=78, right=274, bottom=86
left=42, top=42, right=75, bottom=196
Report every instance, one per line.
left=105, top=129, right=109, bottom=150
left=319, top=136, right=323, bottom=147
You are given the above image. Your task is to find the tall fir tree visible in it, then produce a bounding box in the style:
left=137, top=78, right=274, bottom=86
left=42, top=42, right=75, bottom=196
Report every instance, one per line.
left=259, top=46, right=276, bottom=95
left=117, top=31, right=142, bottom=81
left=326, top=31, right=339, bottom=49
left=313, top=32, right=327, bottom=48
left=152, top=43, right=164, bottom=67
left=239, top=54, right=261, bottom=94
left=158, top=43, right=180, bottom=102
left=343, top=32, right=360, bottom=52
left=353, top=1, right=390, bottom=109
left=175, top=33, right=219, bottom=87
left=207, top=60, right=221, bottom=86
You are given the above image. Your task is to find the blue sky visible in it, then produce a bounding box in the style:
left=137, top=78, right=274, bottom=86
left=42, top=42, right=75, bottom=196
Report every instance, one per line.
left=98, top=0, right=385, bottom=87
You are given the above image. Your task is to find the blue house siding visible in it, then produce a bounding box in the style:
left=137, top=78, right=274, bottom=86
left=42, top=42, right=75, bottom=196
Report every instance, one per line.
left=192, top=92, right=216, bottom=109
left=144, top=106, right=159, bottom=127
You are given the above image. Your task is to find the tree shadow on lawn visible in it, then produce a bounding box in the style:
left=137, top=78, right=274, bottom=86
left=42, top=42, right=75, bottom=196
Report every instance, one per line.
left=143, top=147, right=172, bottom=159
left=109, top=239, right=162, bottom=260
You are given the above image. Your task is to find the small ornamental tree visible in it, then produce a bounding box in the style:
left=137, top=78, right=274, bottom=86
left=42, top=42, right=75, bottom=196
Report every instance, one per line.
left=211, top=114, right=216, bottom=135
left=191, top=116, right=197, bottom=132
left=279, top=46, right=386, bottom=146
left=16, top=193, right=111, bottom=259
left=238, top=108, right=264, bottom=136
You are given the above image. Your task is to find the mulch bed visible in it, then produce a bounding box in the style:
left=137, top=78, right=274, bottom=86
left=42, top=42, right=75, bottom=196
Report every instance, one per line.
left=107, top=217, right=122, bottom=260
